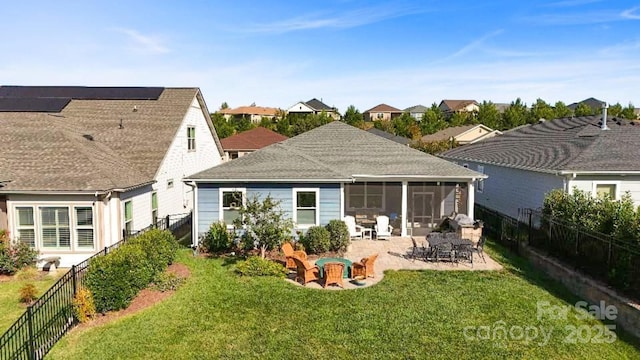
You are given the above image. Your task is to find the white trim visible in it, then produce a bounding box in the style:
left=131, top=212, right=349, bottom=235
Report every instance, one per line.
left=476, top=165, right=485, bottom=193
left=592, top=181, right=621, bottom=200
left=123, top=200, right=133, bottom=234
left=339, top=183, right=345, bottom=220
left=401, top=181, right=408, bottom=237
left=185, top=178, right=352, bottom=183
left=292, top=187, right=320, bottom=228
left=467, top=181, right=475, bottom=220
left=193, top=185, right=199, bottom=246
left=218, top=187, right=247, bottom=226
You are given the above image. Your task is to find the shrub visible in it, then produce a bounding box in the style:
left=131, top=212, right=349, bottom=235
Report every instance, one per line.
left=84, top=243, right=154, bottom=313
left=19, top=283, right=37, bottom=304
left=300, top=226, right=330, bottom=254
left=0, top=231, right=38, bottom=275
left=236, top=256, right=287, bottom=277
left=72, top=287, right=96, bottom=323
left=326, top=220, right=350, bottom=252
left=128, top=229, right=179, bottom=274
left=15, top=267, right=39, bottom=281
left=200, top=222, right=233, bottom=253
left=152, top=272, right=185, bottom=292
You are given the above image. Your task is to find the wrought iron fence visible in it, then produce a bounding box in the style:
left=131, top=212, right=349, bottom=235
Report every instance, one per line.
left=475, top=204, right=640, bottom=300
left=0, top=212, right=191, bottom=360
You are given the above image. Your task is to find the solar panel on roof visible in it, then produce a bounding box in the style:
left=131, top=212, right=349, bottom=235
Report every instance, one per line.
left=0, top=97, right=71, bottom=112
left=0, top=86, right=164, bottom=100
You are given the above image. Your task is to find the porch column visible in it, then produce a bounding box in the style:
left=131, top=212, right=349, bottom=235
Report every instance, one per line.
left=193, top=185, right=199, bottom=247
left=401, top=181, right=408, bottom=237
left=340, top=183, right=345, bottom=220
left=467, top=180, right=475, bottom=220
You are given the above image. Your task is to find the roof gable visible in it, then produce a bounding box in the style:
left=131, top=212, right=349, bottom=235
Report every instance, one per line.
left=219, top=106, right=278, bottom=116
left=189, top=121, right=481, bottom=181
left=221, top=127, right=288, bottom=151
left=305, top=98, right=334, bottom=111
left=364, top=104, right=402, bottom=113
left=439, top=100, right=478, bottom=112
left=405, top=105, right=428, bottom=113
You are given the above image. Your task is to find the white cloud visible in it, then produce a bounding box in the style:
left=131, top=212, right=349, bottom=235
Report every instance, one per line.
left=436, top=30, right=504, bottom=63
left=544, top=0, right=603, bottom=7
left=621, top=6, right=640, bottom=20
left=112, top=28, right=170, bottom=54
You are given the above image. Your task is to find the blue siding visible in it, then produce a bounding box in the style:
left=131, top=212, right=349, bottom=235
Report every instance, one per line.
left=196, top=182, right=341, bottom=235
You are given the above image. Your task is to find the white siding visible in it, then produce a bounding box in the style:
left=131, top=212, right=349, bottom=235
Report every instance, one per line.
left=155, top=97, right=222, bottom=218
left=468, top=162, right=565, bottom=219
left=121, top=186, right=154, bottom=232
left=570, top=175, right=640, bottom=208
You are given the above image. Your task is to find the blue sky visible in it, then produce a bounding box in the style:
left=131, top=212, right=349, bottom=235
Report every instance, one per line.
left=1, top=1, right=639, bottom=112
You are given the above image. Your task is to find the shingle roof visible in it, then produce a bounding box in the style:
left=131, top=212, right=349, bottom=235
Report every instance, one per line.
left=439, top=100, right=478, bottom=112
left=219, top=106, right=279, bottom=117
left=441, top=115, right=640, bottom=172
left=366, top=128, right=411, bottom=145
left=568, top=97, right=605, bottom=111
left=221, top=127, right=288, bottom=151
left=305, top=98, right=335, bottom=111
left=189, top=121, right=481, bottom=182
left=364, top=104, right=402, bottom=113
left=404, top=105, right=428, bottom=113
left=0, top=87, right=222, bottom=192
left=420, top=125, right=477, bottom=142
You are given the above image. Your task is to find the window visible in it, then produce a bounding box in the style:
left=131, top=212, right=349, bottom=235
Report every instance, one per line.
left=220, top=188, right=245, bottom=225
left=477, top=165, right=484, bottom=193
left=124, top=201, right=133, bottom=234
left=347, top=183, right=384, bottom=209
left=16, top=207, right=35, bottom=247
left=151, top=192, right=158, bottom=225
left=167, top=179, right=174, bottom=189
left=187, top=126, right=196, bottom=151
left=594, top=182, right=619, bottom=200
left=294, top=188, right=319, bottom=226
left=230, top=152, right=239, bottom=160
left=40, top=207, right=70, bottom=249
left=377, top=113, right=384, bottom=119
left=75, top=207, right=94, bottom=249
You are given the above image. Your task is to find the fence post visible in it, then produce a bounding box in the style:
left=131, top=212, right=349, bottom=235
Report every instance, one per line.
left=165, top=215, right=170, bottom=230
left=104, top=246, right=108, bottom=256
left=27, top=305, right=35, bottom=360
left=71, top=265, right=77, bottom=298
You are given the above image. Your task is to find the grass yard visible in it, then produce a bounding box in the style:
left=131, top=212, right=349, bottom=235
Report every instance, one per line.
left=0, top=270, right=62, bottom=331
left=48, top=243, right=640, bottom=359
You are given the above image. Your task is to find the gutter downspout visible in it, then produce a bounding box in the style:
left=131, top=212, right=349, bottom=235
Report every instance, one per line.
left=185, top=181, right=198, bottom=248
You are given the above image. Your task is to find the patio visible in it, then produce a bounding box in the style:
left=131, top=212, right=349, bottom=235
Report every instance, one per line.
left=286, top=236, right=503, bottom=290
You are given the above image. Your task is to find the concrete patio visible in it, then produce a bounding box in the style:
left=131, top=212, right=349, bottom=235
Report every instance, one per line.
left=286, top=236, right=503, bottom=290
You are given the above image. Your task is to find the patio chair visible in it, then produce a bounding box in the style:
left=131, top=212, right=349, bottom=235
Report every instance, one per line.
left=473, top=236, right=487, bottom=263
left=352, top=253, right=378, bottom=278
left=323, top=262, right=345, bottom=288
left=455, top=243, right=474, bottom=267
left=344, top=215, right=365, bottom=240
left=410, top=237, right=427, bottom=262
left=374, top=216, right=393, bottom=240
left=435, top=243, right=455, bottom=263
left=291, top=256, right=320, bottom=286
left=281, top=242, right=308, bottom=270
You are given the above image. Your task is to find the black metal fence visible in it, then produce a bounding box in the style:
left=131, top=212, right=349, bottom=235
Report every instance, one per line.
left=475, top=204, right=640, bottom=301
left=0, top=212, right=191, bottom=360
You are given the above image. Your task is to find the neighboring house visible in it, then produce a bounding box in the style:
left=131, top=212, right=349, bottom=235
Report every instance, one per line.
left=441, top=114, right=640, bottom=219
left=438, top=100, right=479, bottom=114
left=404, top=105, right=428, bottom=121
left=218, top=105, right=279, bottom=124
left=221, top=127, right=288, bottom=161
left=287, top=98, right=340, bottom=120
left=420, top=124, right=501, bottom=145
left=568, top=97, right=606, bottom=112
left=494, top=103, right=511, bottom=113
left=363, top=104, right=402, bottom=121
left=366, top=128, right=411, bottom=146
left=0, top=86, right=223, bottom=267
left=186, top=121, right=484, bottom=242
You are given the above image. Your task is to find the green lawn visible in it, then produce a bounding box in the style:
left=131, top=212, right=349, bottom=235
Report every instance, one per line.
left=48, top=244, right=640, bottom=359
left=0, top=270, right=61, bottom=331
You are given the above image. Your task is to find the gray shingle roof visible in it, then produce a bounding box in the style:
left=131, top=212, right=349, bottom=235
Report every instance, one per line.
left=441, top=115, right=640, bottom=173
left=0, top=88, right=222, bottom=192
left=366, top=128, right=411, bottom=145
left=305, top=98, right=334, bottom=111
left=404, top=105, right=428, bottom=113
left=189, top=121, right=481, bottom=181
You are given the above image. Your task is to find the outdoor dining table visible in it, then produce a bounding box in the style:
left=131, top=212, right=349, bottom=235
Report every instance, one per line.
left=315, top=257, right=352, bottom=278
left=426, top=235, right=473, bottom=248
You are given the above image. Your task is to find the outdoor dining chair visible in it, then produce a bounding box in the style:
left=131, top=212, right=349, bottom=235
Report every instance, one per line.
left=323, top=262, right=345, bottom=288
left=455, top=243, right=474, bottom=267
left=473, top=236, right=487, bottom=263
left=352, top=253, right=378, bottom=278
left=292, top=255, right=320, bottom=285
left=435, top=243, right=455, bottom=263
left=374, top=216, right=393, bottom=240
left=344, top=215, right=365, bottom=240
left=410, top=237, right=427, bottom=262
left=281, top=242, right=308, bottom=271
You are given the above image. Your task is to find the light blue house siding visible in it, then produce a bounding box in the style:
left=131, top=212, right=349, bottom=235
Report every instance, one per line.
left=197, top=183, right=341, bottom=236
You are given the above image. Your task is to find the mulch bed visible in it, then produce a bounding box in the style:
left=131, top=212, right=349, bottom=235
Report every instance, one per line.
left=73, top=263, right=190, bottom=331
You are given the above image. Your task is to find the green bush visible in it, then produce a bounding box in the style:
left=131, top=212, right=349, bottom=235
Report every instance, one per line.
left=128, top=229, right=178, bottom=274
left=84, top=243, right=155, bottom=313
left=235, top=256, right=287, bottom=277
left=151, top=272, right=185, bottom=292
left=200, top=222, right=233, bottom=253
left=0, top=231, right=38, bottom=275
left=300, top=226, right=330, bottom=254
left=325, top=220, right=350, bottom=252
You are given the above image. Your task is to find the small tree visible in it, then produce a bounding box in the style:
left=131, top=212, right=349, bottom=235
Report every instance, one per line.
left=233, top=194, right=293, bottom=259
